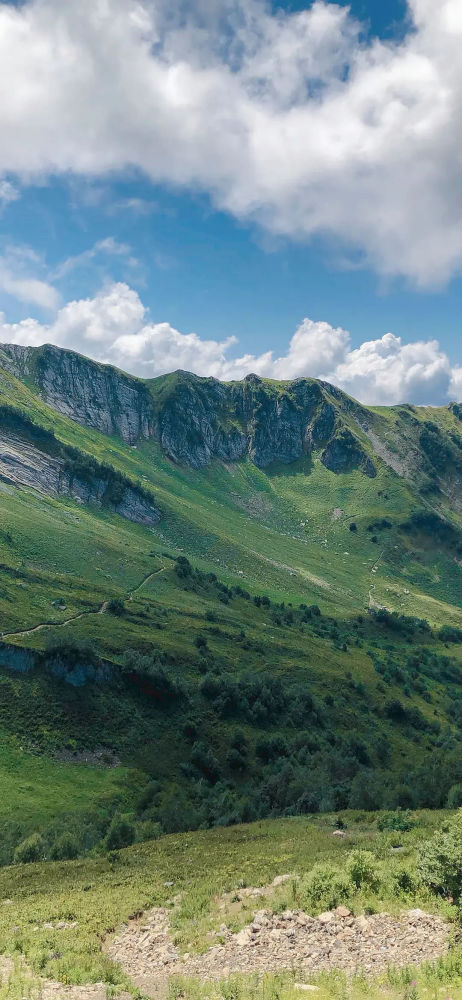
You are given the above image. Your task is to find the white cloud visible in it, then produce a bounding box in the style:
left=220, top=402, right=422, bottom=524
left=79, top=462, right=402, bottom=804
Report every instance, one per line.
left=0, top=281, right=460, bottom=404
left=0, top=245, right=59, bottom=310
left=0, top=180, right=19, bottom=207
left=1, top=0, right=462, bottom=284
left=53, top=237, right=135, bottom=279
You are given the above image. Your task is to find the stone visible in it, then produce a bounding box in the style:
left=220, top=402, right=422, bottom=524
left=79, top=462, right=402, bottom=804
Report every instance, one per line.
left=104, top=902, right=450, bottom=989
left=334, top=906, right=351, bottom=918
left=318, top=912, right=333, bottom=924
left=272, top=875, right=292, bottom=887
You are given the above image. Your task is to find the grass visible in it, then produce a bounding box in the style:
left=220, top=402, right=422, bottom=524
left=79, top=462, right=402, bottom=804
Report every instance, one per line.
left=0, top=366, right=460, bottom=996
left=0, top=366, right=460, bottom=869
left=0, top=811, right=457, bottom=996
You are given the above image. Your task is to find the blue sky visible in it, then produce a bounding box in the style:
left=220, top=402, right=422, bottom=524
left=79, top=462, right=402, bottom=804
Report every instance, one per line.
left=0, top=0, right=461, bottom=404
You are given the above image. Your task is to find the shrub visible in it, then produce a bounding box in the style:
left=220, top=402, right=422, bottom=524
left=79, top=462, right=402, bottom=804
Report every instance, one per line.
left=377, top=809, right=414, bottom=833
left=300, top=862, right=351, bottom=912
left=439, top=627, right=462, bottom=644
left=14, top=833, right=45, bottom=864
left=392, top=865, right=419, bottom=895
left=50, top=833, right=79, bottom=861
left=347, top=850, right=380, bottom=891
left=136, top=820, right=162, bottom=843
left=105, top=815, right=136, bottom=851
left=194, top=635, right=208, bottom=652
left=107, top=598, right=125, bottom=616
left=175, top=556, right=192, bottom=578
left=418, top=810, right=462, bottom=899
left=447, top=784, right=462, bottom=808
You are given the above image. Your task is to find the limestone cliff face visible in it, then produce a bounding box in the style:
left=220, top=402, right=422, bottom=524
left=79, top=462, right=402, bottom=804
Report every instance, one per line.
left=0, top=429, right=160, bottom=525
left=0, top=344, right=376, bottom=476
left=0, top=343, right=154, bottom=444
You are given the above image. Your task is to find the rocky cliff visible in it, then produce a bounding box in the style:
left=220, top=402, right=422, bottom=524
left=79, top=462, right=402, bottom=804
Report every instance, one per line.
left=0, top=344, right=377, bottom=475
left=0, top=407, right=160, bottom=525
left=0, top=343, right=155, bottom=444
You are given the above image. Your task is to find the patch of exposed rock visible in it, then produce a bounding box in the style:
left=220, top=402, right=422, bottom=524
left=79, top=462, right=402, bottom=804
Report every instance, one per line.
left=0, top=344, right=377, bottom=475
left=0, top=432, right=160, bottom=525
left=0, top=343, right=155, bottom=445
left=106, top=905, right=449, bottom=994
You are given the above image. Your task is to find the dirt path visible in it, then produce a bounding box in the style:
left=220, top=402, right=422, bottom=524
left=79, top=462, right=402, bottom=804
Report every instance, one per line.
left=2, top=600, right=109, bottom=640
left=2, top=567, right=166, bottom=640
left=128, top=567, right=165, bottom=600
left=105, top=904, right=450, bottom=997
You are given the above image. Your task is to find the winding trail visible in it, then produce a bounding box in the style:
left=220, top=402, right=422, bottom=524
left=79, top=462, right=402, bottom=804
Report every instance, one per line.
left=2, top=567, right=166, bottom=641
left=128, top=567, right=165, bottom=601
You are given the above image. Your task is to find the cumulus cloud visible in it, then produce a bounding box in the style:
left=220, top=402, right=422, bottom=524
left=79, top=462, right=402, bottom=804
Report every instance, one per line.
left=0, top=245, right=59, bottom=310
left=1, top=0, right=462, bottom=284
left=0, top=281, right=460, bottom=404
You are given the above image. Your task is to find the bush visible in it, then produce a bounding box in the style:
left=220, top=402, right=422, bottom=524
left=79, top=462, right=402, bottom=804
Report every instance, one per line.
left=377, top=809, right=414, bottom=833
left=392, top=865, right=419, bottom=895
left=447, top=784, right=462, bottom=808
left=347, top=850, right=380, bottom=890
left=107, top=598, right=125, bottom=616
left=14, top=832, right=45, bottom=864
left=50, top=833, right=79, bottom=861
left=105, top=815, right=136, bottom=851
left=418, top=810, right=462, bottom=899
left=439, top=627, right=462, bottom=644
left=136, top=820, right=162, bottom=843
left=194, top=635, right=208, bottom=652
left=300, top=862, right=351, bottom=912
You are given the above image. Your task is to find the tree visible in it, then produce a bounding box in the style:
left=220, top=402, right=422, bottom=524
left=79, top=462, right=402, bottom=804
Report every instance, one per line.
left=418, top=810, right=462, bottom=899
left=105, top=815, right=135, bottom=851
left=14, top=833, right=45, bottom=864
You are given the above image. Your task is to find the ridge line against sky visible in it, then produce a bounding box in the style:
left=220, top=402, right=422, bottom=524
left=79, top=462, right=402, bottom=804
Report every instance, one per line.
left=0, top=0, right=461, bottom=404
left=1, top=282, right=461, bottom=406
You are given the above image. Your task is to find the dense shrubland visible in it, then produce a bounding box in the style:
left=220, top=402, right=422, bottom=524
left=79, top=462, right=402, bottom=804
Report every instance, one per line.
left=2, top=553, right=462, bottom=864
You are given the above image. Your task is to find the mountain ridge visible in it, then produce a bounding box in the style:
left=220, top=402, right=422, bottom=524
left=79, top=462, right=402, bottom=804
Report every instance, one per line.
left=0, top=339, right=457, bottom=482
left=0, top=338, right=460, bottom=860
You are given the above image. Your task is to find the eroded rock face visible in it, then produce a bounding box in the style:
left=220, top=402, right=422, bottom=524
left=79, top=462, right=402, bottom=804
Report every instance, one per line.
left=0, top=344, right=154, bottom=445
left=322, top=429, right=377, bottom=477
left=0, top=432, right=160, bottom=525
left=0, top=344, right=376, bottom=476
left=105, top=904, right=449, bottom=992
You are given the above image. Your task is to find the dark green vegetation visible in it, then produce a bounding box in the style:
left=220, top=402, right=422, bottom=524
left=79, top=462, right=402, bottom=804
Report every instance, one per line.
left=0, top=345, right=460, bottom=861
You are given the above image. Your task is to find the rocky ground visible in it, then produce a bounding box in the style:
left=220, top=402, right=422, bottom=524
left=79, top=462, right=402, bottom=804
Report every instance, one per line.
left=105, top=902, right=450, bottom=996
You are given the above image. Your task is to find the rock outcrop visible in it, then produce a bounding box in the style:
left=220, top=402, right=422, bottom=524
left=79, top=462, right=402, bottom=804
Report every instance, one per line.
left=0, top=344, right=376, bottom=475
left=0, top=343, right=154, bottom=444
left=0, top=429, right=160, bottom=525
left=106, top=904, right=449, bottom=991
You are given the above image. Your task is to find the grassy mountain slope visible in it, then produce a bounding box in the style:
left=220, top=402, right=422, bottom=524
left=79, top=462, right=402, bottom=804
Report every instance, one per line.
left=0, top=351, right=460, bottom=859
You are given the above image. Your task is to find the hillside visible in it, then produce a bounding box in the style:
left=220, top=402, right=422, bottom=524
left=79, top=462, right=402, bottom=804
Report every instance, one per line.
left=0, top=344, right=460, bottom=861
left=0, top=809, right=461, bottom=1000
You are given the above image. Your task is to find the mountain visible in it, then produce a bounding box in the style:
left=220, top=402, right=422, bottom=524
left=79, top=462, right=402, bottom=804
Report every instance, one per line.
left=0, top=342, right=460, bottom=862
